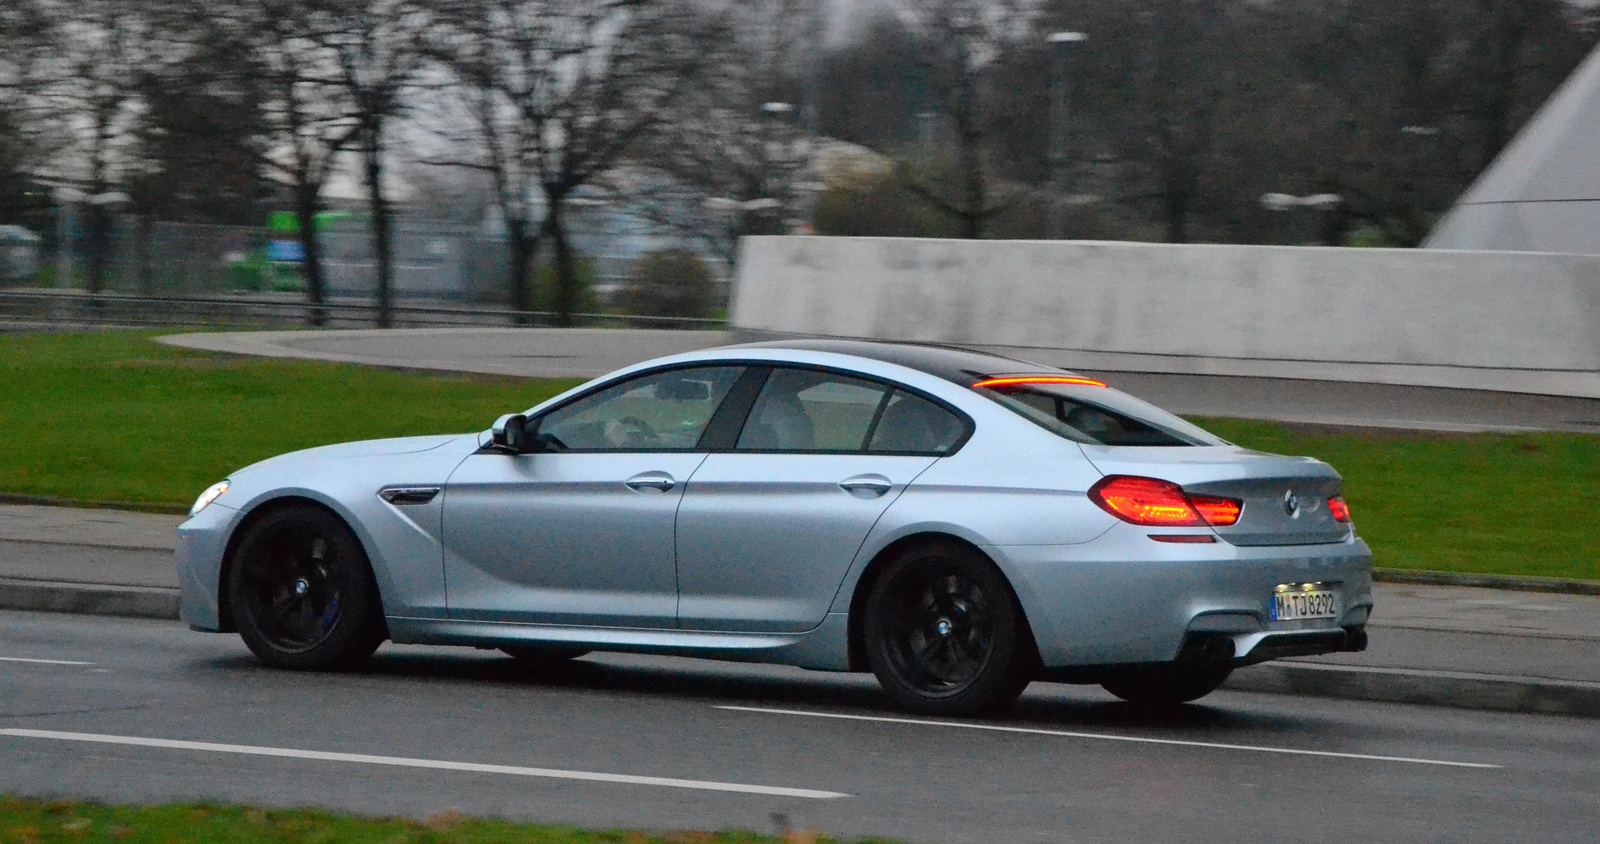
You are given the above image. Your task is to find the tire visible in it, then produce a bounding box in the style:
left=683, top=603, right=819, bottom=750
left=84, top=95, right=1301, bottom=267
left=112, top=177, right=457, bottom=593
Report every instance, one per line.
left=499, top=644, right=590, bottom=668
left=863, top=541, right=1037, bottom=717
left=1100, top=664, right=1233, bottom=707
left=227, top=504, right=387, bottom=671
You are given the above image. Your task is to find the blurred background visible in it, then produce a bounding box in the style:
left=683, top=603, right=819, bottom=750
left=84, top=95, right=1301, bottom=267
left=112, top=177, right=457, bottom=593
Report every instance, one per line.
left=0, top=0, right=1595, bottom=327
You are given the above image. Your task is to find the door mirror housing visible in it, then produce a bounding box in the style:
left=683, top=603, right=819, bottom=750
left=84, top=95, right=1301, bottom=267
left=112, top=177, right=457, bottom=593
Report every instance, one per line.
left=490, top=413, right=535, bottom=453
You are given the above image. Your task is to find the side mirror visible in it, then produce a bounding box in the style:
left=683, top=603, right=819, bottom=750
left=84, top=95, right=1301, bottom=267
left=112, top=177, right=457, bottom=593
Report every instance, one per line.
left=490, top=413, right=533, bottom=453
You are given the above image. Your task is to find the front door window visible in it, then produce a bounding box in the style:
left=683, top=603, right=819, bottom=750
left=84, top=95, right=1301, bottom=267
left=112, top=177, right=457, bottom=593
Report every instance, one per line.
left=538, top=366, right=745, bottom=452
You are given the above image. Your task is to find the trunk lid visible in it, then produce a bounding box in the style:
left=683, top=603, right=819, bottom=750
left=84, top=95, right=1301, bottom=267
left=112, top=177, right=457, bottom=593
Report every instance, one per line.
left=1079, top=445, right=1351, bottom=546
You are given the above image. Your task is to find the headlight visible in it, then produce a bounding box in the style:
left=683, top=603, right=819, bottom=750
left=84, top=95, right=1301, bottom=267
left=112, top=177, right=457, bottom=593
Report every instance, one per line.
left=190, top=480, right=230, bottom=517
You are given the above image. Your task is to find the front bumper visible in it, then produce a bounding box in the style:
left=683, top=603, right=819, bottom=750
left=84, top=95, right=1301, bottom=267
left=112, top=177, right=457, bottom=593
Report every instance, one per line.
left=991, top=521, right=1374, bottom=669
left=174, top=502, right=240, bottom=631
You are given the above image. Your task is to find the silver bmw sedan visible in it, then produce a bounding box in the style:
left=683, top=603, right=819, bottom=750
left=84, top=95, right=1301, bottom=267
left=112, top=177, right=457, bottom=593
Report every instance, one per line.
left=177, top=340, right=1373, bottom=715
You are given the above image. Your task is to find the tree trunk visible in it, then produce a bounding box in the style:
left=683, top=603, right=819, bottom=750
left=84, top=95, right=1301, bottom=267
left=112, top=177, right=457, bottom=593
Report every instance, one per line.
left=507, top=213, right=536, bottom=325
left=959, top=129, right=985, bottom=240
left=1162, top=161, right=1191, bottom=244
left=295, top=182, right=328, bottom=327
left=85, top=202, right=110, bottom=298
left=86, top=128, right=110, bottom=301
left=546, top=201, right=577, bottom=328
left=362, top=125, right=394, bottom=328
left=137, top=214, right=154, bottom=295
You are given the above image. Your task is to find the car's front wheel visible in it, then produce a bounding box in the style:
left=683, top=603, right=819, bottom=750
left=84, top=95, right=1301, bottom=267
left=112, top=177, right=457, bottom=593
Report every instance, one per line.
left=863, top=542, right=1037, bottom=717
left=227, top=504, right=386, bottom=671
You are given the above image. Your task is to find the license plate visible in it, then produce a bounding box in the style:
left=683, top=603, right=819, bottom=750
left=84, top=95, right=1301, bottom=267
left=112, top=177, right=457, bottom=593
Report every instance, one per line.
left=1271, top=585, right=1339, bottom=621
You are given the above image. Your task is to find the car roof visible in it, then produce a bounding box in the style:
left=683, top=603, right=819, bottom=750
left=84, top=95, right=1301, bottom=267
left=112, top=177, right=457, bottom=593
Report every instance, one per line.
left=723, top=338, right=1074, bottom=386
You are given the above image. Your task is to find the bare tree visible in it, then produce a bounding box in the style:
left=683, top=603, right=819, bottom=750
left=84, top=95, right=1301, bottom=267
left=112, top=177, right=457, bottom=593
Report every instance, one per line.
left=428, top=0, right=717, bottom=325
left=306, top=0, right=433, bottom=328
left=206, top=0, right=365, bottom=325
left=890, top=0, right=1037, bottom=239
left=0, top=2, right=56, bottom=224
left=34, top=0, right=174, bottom=293
left=621, top=0, right=822, bottom=275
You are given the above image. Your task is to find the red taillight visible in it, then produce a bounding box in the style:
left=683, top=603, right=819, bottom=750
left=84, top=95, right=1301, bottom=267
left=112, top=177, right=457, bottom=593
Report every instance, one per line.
left=1328, top=496, right=1351, bottom=523
left=1190, top=495, right=1242, bottom=527
left=1088, top=476, right=1242, bottom=528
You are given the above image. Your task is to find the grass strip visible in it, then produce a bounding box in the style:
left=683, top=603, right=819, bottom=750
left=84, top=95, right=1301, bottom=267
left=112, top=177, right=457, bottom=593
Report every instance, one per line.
left=0, top=332, right=1594, bottom=581
left=0, top=796, right=880, bottom=844
left=0, top=332, right=579, bottom=508
left=1200, top=418, right=1600, bottom=582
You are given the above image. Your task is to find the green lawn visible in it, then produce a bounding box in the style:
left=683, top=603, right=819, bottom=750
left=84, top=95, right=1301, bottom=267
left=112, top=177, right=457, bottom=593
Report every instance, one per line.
left=1, top=332, right=1595, bottom=581
left=0, top=797, right=871, bottom=844
left=0, top=332, right=579, bottom=509
left=1201, top=418, right=1600, bottom=581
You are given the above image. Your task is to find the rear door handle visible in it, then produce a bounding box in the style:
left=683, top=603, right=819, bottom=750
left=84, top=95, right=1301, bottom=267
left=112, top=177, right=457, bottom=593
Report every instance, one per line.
left=839, top=474, right=893, bottom=498
left=624, top=471, right=676, bottom=493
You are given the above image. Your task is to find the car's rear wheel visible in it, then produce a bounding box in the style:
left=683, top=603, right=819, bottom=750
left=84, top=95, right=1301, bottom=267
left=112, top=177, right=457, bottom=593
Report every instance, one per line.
left=228, top=504, right=386, bottom=671
left=1100, top=664, right=1233, bottom=707
left=863, top=542, right=1036, bottom=716
left=499, top=644, right=590, bottom=668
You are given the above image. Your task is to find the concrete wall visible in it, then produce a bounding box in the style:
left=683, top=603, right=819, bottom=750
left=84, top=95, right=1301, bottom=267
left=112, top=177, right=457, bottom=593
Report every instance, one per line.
left=729, top=236, right=1600, bottom=398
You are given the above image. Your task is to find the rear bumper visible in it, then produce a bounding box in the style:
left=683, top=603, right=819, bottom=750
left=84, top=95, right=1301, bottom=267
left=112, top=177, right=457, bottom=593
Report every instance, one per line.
left=990, top=521, right=1374, bottom=669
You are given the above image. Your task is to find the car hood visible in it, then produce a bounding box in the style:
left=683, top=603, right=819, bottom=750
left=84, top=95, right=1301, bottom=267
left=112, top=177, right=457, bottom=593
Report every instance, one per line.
left=232, top=434, right=472, bottom=477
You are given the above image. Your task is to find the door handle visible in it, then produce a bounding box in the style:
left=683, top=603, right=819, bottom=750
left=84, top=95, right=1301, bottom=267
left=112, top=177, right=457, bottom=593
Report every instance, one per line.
left=624, top=472, right=676, bottom=493
left=838, top=474, right=893, bottom=498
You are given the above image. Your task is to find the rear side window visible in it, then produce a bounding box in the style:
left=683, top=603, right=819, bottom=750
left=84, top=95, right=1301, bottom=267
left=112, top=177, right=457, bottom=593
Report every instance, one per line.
left=867, top=391, right=965, bottom=454
left=734, top=368, right=969, bottom=455
left=736, top=369, right=888, bottom=452
left=978, top=382, right=1226, bottom=447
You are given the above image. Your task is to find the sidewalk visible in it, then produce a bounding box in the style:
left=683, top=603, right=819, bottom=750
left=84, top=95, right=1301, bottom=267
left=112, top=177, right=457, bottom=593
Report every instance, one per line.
left=1, top=503, right=1596, bottom=716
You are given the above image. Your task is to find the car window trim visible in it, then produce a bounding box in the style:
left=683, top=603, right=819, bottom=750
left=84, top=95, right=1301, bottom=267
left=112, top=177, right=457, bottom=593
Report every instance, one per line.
left=696, top=366, right=771, bottom=451
left=859, top=388, right=897, bottom=452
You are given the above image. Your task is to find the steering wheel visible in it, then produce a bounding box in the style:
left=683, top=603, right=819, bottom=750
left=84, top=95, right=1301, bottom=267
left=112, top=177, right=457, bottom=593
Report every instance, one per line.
left=616, top=415, right=659, bottom=444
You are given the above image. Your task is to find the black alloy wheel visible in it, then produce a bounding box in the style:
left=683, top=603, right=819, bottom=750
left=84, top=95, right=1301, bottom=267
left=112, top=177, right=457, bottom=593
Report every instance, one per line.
left=228, top=504, right=386, bottom=671
left=863, top=542, right=1036, bottom=716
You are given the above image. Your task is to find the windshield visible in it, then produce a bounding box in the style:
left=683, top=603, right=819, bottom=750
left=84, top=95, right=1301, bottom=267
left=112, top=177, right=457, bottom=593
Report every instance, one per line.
left=976, top=382, right=1227, bottom=447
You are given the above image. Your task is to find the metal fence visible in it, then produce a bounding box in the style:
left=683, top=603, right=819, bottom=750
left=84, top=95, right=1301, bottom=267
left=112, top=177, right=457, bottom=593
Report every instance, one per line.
left=0, top=290, right=727, bottom=331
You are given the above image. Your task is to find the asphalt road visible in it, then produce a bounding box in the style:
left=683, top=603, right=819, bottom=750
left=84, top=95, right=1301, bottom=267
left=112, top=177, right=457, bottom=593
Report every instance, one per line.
left=3, top=611, right=1597, bottom=843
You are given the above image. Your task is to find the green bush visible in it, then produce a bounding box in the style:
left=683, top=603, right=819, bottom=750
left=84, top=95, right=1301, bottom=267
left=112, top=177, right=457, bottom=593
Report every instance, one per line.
left=531, top=256, right=600, bottom=315
left=615, top=249, right=715, bottom=320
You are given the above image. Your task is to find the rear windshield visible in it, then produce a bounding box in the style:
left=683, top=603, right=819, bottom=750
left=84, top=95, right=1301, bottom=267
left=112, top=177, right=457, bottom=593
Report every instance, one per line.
left=976, top=382, right=1227, bottom=447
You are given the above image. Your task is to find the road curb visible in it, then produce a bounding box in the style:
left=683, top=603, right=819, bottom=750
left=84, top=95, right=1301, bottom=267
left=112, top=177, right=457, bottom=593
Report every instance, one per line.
left=0, top=493, right=188, bottom=516
left=0, top=578, right=179, bottom=620
left=1226, top=662, right=1600, bottom=718
left=4, top=579, right=1596, bottom=719
left=1373, top=567, right=1600, bottom=596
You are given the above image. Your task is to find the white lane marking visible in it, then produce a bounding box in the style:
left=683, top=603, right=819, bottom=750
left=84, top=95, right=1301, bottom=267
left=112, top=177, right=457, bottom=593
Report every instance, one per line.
left=0, top=657, right=95, bottom=666
left=717, top=706, right=1500, bottom=770
left=0, top=728, right=848, bottom=799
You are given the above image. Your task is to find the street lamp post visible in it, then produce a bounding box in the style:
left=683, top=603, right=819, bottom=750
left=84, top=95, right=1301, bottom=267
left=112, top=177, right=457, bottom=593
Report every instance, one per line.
left=1047, top=31, right=1088, bottom=240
